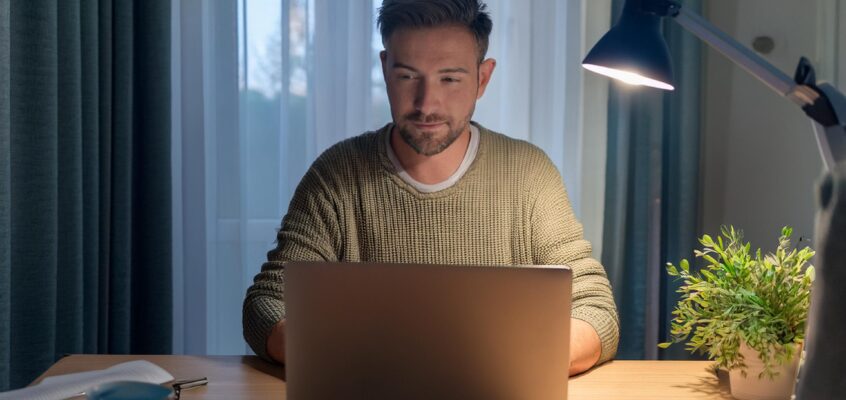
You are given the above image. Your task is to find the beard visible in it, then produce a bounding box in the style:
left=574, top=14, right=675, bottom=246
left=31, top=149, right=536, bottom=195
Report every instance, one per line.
left=397, top=110, right=473, bottom=156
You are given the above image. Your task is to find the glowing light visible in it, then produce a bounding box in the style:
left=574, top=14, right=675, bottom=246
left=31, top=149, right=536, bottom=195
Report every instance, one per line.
left=583, top=64, right=675, bottom=91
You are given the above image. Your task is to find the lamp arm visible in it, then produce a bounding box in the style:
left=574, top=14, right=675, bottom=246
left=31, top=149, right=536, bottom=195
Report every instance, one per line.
left=654, top=2, right=846, bottom=170
left=671, top=6, right=797, bottom=98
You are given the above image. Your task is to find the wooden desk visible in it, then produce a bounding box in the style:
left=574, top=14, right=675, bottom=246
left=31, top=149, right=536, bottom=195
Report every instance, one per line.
left=33, top=355, right=733, bottom=399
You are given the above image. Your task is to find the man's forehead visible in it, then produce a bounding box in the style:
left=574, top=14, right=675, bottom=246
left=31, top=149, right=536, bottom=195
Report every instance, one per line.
left=385, top=26, right=478, bottom=70
left=387, top=26, right=476, bottom=48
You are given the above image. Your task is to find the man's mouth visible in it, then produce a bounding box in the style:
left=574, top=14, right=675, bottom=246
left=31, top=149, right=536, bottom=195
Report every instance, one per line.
left=411, top=121, right=445, bottom=129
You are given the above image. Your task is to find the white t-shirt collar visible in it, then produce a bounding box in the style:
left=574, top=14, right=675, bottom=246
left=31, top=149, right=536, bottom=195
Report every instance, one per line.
left=385, top=123, right=480, bottom=193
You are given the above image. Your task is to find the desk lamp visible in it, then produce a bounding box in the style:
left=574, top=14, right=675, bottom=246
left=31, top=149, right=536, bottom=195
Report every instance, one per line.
left=582, top=0, right=846, bottom=398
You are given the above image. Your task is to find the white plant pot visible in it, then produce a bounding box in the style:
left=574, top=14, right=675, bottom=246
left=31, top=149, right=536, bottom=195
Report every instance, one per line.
left=728, top=341, right=802, bottom=400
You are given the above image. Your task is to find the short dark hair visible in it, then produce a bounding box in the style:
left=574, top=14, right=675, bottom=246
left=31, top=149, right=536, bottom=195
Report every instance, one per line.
left=377, top=0, right=493, bottom=63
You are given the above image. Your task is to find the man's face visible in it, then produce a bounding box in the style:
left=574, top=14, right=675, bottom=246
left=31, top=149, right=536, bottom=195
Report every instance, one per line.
left=381, top=25, right=495, bottom=156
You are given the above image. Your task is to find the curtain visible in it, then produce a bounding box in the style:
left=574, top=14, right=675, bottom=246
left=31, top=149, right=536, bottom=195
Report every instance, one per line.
left=601, top=0, right=703, bottom=360
left=476, top=0, right=588, bottom=214
left=173, top=0, right=596, bottom=356
left=0, top=0, right=10, bottom=392
left=0, top=0, right=172, bottom=390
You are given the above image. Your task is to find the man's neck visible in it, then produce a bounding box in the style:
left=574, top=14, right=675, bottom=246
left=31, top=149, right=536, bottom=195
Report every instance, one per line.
left=389, top=125, right=472, bottom=185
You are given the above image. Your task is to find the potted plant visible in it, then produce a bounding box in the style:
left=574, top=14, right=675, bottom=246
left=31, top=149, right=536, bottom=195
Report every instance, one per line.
left=659, top=226, right=815, bottom=400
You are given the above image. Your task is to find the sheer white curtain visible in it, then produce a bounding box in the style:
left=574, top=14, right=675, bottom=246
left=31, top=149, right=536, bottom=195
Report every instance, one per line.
left=171, top=0, right=605, bottom=355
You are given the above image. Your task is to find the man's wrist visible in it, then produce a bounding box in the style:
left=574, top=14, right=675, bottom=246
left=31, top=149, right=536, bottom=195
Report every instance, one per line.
left=266, top=319, right=286, bottom=364
left=568, top=318, right=601, bottom=375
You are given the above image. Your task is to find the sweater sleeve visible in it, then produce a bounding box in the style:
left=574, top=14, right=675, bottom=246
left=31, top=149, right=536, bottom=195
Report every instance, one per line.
left=242, top=161, right=341, bottom=362
left=530, top=157, right=620, bottom=366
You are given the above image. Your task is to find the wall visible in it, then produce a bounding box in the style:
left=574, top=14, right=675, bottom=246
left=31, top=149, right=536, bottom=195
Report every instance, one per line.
left=699, top=0, right=840, bottom=250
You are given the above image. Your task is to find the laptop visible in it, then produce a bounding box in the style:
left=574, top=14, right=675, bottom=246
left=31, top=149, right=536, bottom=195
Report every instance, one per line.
left=284, top=262, right=572, bottom=400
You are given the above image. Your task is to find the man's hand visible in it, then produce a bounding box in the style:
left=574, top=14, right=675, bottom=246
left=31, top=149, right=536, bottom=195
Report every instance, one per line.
left=569, top=318, right=601, bottom=376
left=267, top=319, right=286, bottom=364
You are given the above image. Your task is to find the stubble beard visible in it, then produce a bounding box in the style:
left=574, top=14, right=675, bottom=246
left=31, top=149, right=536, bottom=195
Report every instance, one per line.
left=398, top=110, right=473, bottom=157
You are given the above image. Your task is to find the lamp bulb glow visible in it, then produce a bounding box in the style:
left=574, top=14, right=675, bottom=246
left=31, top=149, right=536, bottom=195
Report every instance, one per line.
left=583, top=64, right=675, bottom=91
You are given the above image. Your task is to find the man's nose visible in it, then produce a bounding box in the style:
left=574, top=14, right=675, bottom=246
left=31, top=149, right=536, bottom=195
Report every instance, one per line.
left=413, top=79, right=441, bottom=116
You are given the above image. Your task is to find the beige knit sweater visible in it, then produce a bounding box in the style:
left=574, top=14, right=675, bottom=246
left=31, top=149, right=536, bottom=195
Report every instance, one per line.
left=243, top=122, right=620, bottom=364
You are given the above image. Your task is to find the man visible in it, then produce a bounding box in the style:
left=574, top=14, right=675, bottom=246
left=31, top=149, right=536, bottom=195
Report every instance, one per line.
left=243, top=0, right=619, bottom=376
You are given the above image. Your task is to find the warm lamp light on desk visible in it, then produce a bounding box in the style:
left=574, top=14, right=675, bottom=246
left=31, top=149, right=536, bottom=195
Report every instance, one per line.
left=582, top=0, right=846, bottom=399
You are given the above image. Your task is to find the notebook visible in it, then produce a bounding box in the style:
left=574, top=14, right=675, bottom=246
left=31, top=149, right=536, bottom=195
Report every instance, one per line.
left=0, top=360, right=173, bottom=400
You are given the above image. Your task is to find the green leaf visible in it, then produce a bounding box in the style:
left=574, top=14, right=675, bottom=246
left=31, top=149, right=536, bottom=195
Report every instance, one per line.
left=667, top=263, right=679, bottom=276
left=657, top=342, right=672, bottom=349
left=701, top=269, right=718, bottom=283
left=805, top=266, right=815, bottom=282
left=782, top=226, right=793, bottom=238
left=700, top=254, right=720, bottom=267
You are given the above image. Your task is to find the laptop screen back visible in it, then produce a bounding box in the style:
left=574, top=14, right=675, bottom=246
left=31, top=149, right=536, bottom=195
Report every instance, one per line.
left=285, top=262, right=572, bottom=400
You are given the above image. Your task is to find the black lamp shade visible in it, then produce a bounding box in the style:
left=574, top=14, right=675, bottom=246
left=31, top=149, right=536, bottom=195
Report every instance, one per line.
left=582, top=0, right=675, bottom=90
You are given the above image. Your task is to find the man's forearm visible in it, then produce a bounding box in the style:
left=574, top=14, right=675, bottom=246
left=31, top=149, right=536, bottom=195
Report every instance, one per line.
left=267, top=319, right=286, bottom=364
left=569, top=318, right=601, bottom=376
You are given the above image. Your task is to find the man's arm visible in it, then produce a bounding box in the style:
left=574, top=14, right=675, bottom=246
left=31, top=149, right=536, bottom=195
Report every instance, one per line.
left=529, top=153, right=620, bottom=374
left=243, top=161, right=341, bottom=363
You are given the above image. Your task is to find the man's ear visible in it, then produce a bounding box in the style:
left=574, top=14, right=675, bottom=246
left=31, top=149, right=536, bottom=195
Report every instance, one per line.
left=476, top=58, right=497, bottom=99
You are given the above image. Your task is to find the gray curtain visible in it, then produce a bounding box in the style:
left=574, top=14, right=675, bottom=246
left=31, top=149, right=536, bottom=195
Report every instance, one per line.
left=0, top=0, right=171, bottom=390
left=601, top=0, right=703, bottom=360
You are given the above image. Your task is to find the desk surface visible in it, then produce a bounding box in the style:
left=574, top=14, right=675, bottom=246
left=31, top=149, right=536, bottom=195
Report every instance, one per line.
left=33, top=355, right=733, bottom=399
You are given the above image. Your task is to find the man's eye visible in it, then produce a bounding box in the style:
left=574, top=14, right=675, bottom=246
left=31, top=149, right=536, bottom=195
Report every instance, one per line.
left=398, top=74, right=415, bottom=80
left=442, top=77, right=460, bottom=83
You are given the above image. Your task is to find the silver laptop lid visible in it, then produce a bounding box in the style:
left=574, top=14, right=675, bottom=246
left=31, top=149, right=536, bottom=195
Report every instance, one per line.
left=285, top=262, right=572, bottom=400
